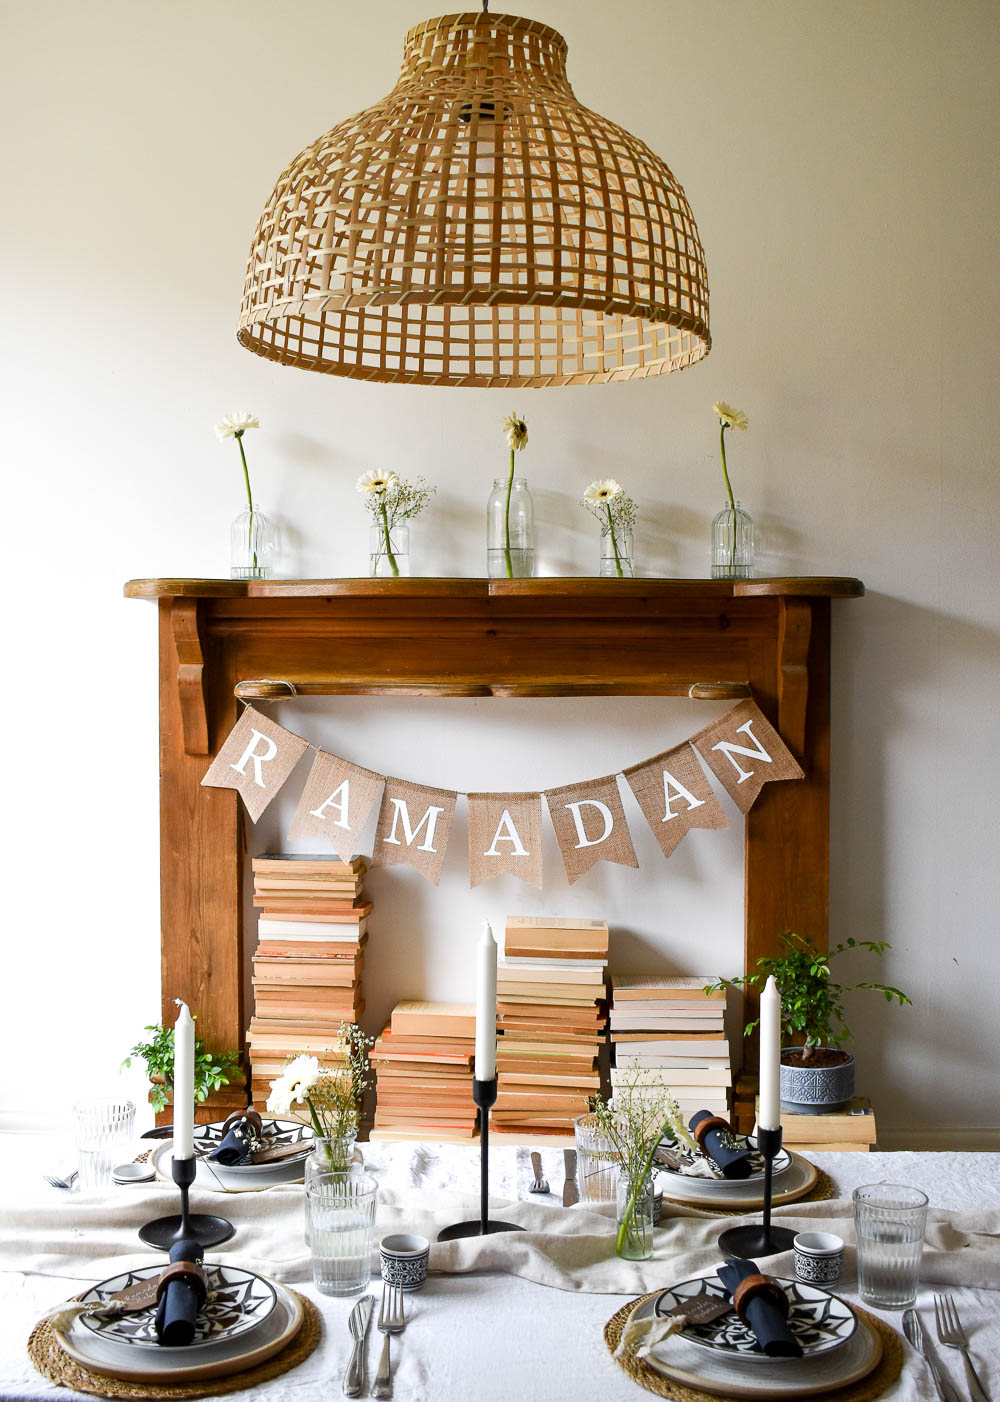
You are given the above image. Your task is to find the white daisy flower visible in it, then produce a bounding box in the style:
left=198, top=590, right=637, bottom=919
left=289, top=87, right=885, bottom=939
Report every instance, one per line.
left=501, top=412, right=528, bottom=452
left=713, top=402, right=749, bottom=431
left=356, top=469, right=400, bottom=497
left=215, top=411, right=260, bottom=440
left=584, top=478, right=623, bottom=504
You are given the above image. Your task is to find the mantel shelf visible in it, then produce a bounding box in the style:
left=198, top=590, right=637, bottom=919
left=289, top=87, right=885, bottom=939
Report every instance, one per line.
left=125, top=576, right=864, bottom=601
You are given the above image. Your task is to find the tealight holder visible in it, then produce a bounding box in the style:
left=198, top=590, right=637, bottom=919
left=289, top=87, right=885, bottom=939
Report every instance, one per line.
left=717, top=1125, right=796, bottom=1257
left=437, top=1078, right=525, bottom=1240
left=138, top=1153, right=234, bottom=1250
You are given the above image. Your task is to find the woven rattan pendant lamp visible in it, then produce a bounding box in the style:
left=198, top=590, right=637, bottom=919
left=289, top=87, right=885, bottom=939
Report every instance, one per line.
left=238, top=8, right=710, bottom=388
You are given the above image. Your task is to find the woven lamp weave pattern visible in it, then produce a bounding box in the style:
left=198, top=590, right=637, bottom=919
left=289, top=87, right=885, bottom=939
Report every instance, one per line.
left=239, top=11, right=710, bottom=387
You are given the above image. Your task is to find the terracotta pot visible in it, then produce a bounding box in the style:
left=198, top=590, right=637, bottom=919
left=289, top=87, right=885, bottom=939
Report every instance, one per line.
left=779, top=1048, right=855, bottom=1114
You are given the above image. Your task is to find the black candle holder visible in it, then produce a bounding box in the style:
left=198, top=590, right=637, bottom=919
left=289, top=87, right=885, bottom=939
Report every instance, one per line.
left=139, top=1153, right=234, bottom=1250
left=437, top=1078, right=525, bottom=1240
left=717, top=1125, right=796, bottom=1257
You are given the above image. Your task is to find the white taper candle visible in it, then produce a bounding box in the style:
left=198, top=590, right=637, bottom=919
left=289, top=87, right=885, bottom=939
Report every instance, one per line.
left=758, top=975, right=782, bottom=1132
left=173, top=999, right=196, bottom=1159
left=474, top=921, right=498, bottom=1082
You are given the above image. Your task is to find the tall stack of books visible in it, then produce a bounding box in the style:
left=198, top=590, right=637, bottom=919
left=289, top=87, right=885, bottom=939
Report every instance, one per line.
left=609, top=976, right=731, bottom=1121
left=247, top=854, right=371, bottom=1109
left=369, top=1002, right=477, bottom=1143
left=492, top=916, right=608, bottom=1142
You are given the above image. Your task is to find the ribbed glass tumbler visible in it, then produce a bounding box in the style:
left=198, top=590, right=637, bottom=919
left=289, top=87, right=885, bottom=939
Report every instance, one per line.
left=306, top=1171, right=378, bottom=1296
left=853, top=1183, right=928, bottom=1309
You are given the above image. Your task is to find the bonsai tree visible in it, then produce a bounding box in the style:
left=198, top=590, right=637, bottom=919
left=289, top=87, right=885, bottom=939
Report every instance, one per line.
left=122, top=1021, right=243, bottom=1113
left=707, top=932, right=911, bottom=1065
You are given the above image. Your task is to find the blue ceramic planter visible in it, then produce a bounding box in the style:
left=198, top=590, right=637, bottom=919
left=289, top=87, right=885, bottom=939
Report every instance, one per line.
left=779, top=1049, right=855, bottom=1115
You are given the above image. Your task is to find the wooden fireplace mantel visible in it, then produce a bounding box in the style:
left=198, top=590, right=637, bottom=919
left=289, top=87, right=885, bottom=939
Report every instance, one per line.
left=125, top=576, right=863, bottom=1110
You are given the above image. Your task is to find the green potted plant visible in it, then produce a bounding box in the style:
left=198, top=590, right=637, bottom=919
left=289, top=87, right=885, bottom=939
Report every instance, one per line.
left=708, top=933, right=911, bottom=1114
left=122, top=1022, right=243, bottom=1116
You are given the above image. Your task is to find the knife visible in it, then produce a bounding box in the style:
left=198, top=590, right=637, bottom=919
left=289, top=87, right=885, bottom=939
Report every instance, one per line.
left=903, top=1309, right=960, bottom=1402
left=343, top=1293, right=374, bottom=1397
left=562, top=1148, right=579, bottom=1206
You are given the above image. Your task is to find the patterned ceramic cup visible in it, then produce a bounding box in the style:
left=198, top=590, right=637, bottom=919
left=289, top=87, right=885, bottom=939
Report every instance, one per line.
left=379, top=1233, right=430, bottom=1291
left=793, top=1231, right=844, bottom=1284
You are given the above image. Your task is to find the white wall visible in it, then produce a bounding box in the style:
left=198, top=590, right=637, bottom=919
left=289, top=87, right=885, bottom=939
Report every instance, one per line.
left=3, top=0, right=997, bottom=1144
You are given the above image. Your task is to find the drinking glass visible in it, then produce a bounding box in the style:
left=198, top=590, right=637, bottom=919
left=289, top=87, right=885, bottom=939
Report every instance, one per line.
left=306, top=1172, right=377, bottom=1296
left=853, top=1183, right=928, bottom=1309
left=73, top=1099, right=135, bottom=1191
left=574, top=1112, right=620, bottom=1203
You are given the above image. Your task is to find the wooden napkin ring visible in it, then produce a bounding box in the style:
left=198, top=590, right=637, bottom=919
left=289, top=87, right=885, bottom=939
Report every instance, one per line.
left=221, top=1108, right=263, bottom=1138
left=692, top=1115, right=730, bottom=1150
left=732, top=1273, right=789, bottom=1325
left=155, top=1261, right=207, bottom=1306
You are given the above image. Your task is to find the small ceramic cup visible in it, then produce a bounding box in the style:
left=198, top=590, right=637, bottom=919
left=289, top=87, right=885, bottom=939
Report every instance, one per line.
left=793, top=1231, right=845, bottom=1284
left=379, top=1233, right=430, bottom=1291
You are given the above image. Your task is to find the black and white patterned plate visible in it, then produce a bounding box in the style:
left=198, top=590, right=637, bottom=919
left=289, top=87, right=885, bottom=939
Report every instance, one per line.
left=194, top=1116, right=314, bottom=1171
left=653, top=1274, right=856, bottom=1361
left=656, top=1138, right=792, bottom=1185
left=78, top=1263, right=277, bottom=1351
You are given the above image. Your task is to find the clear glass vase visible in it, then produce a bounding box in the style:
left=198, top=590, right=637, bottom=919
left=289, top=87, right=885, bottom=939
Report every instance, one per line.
left=231, top=505, right=276, bottom=579
left=487, top=476, right=535, bottom=578
left=616, top=1170, right=656, bottom=1260
left=304, top=1133, right=359, bottom=1246
left=370, top=523, right=410, bottom=578
left=711, top=500, right=754, bottom=579
left=600, top=523, right=634, bottom=578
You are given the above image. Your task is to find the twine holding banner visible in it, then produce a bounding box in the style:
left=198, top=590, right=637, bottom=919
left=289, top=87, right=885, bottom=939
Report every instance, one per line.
left=372, top=778, right=458, bottom=885
left=467, top=792, right=544, bottom=890
left=623, top=742, right=728, bottom=859
left=288, top=751, right=385, bottom=862
left=200, top=706, right=309, bottom=822
left=545, top=774, right=639, bottom=885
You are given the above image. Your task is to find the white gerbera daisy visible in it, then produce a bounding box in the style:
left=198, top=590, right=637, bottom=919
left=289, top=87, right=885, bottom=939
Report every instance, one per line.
left=284, top=1054, right=322, bottom=1101
left=584, top=478, right=623, bottom=505
left=501, top=412, right=528, bottom=452
left=214, top=411, right=260, bottom=440
left=356, top=469, right=400, bottom=497
left=713, top=402, right=749, bottom=431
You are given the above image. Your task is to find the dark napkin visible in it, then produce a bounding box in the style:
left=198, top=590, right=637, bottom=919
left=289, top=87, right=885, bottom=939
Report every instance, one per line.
left=207, top=1114, right=260, bottom=1166
left=688, top=1110, right=753, bottom=1179
left=717, top=1257, right=803, bottom=1358
left=154, top=1238, right=205, bottom=1347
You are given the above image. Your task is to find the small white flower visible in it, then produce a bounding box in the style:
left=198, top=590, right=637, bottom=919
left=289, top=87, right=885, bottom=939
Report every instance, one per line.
left=713, top=401, right=748, bottom=431
left=284, top=1054, right=322, bottom=1101
left=356, top=469, right=400, bottom=497
left=266, top=1076, right=294, bottom=1117
left=584, top=478, right=623, bottom=505
left=215, top=411, right=260, bottom=440
left=501, top=412, right=528, bottom=452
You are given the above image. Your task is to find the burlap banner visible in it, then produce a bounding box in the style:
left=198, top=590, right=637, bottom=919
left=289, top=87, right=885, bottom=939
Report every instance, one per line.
left=372, top=778, right=458, bottom=885
left=467, top=792, right=544, bottom=890
left=623, top=742, right=729, bottom=858
left=545, top=774, right=639, bottom=885
left=288, top=750, right=385, bottom=862
left=690, top=699, right=804, bottom=813
left=200, top=706, right=309, bottom=822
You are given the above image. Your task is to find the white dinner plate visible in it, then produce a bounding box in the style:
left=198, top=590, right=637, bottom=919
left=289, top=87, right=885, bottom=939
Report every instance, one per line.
left=152, top=1140, right=305, bottom=1192
left=194, top=1116, right=314, bottom=1171
left=657, top=1151, right=816, bottom=1208
left=78, top=1262, right=277, bottom=1353
left=653, top=1274, right=855, bottom=1362
left=628, top=1293, right=882, bottom=1398
left=55, top=1276, right=303, bottom=1383
left=657, top=1140, right=793, bottom=1189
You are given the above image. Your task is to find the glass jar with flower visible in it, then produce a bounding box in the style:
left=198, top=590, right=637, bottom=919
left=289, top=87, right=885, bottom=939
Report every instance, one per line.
left=587, top=1067, right=697, bottom=1260
left=710, top=401, right=754, bottom=579
left=357, top=469, right=435, bottom=577
left=581, top=478, right=636, bottom=577
left=487, top=412, right=534, bottom=577
left=216, top=412, right=277, bottom=579
left=267, top=1023, right=374, bottom=1190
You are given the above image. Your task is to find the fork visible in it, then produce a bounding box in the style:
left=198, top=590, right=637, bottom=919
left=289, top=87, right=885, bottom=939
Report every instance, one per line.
left=934, top=1295, right=992, bottom=1402
left=372, top=1282, right=405, bottom=1399
left=42, top=1171, right=78, bottom=1191
left=528, top=1151, right=549, bottom=1194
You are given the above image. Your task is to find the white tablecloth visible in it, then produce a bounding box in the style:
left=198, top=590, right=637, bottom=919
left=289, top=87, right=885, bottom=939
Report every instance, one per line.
left=1, top=1138, right=997, bottom=1401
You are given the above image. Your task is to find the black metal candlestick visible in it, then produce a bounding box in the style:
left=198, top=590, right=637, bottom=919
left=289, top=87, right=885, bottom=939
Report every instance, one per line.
left=437, top=1078, right=525, bottom=1240
left=717, top=1125, right=796, bottom=1257
left=139, top=1152, right=234, bottom=1250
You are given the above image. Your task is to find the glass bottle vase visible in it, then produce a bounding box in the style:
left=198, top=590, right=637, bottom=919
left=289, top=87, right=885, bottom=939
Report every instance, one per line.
left=487, top=476, right=535, bottom=578
left=370, top=523, right=410, bottom=578
left=303, top=1133, right=360, bottom=1245
left=230, top=505, right=276, bottom=579
left=711, top=500, right=754, bottom=579
left=600, top=523, right=634, bottom=578
left=616, top=1170, right=656, bottom=1261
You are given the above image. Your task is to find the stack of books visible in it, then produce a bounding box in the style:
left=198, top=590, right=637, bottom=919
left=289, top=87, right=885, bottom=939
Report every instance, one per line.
left=732, top=1089, right=878, bottom=1152
left=247, top=854, right=371, bottom=1108
left=368, top=1002, right=477, bottom=1143
left=492, top=916, right=608, bottom=1142
left=609, top=975, right=731, bottom=1121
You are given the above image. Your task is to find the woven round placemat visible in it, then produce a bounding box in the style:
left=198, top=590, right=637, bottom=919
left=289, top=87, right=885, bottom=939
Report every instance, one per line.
left=603, top=1291, right=902, bottom=1402
left=663, top=1167, right=837, bottom=1218
left=27, top=1292, right=321, bottom=1400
